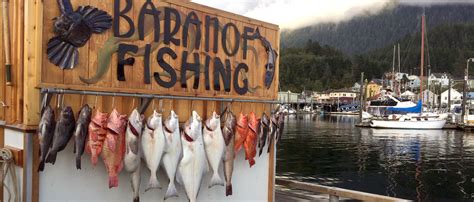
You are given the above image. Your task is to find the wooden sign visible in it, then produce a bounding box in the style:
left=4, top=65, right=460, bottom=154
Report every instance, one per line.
left=40, top=0, right=280, bottom=100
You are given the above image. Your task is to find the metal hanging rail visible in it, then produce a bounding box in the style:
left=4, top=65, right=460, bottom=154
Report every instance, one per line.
left=40, top=88, right=281, bottom=104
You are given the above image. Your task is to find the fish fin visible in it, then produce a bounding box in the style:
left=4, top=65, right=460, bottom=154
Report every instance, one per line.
left=145, top=175, right=161, bottom=191
left=226, top=184, right=233, bottom=196
left=47, top=36, right=79, bottom=69
left=76, top=156, right=81, bottom=170
left=73, top=140, right=76, bottom=154
left=77, top=6, right=112, bottom=33
left=91, top=155, right=98, bottom=166
left=37, top=160, right=45, bottom=172
left=249, top=158, right=256, bottom=167
left=208, top=173, right=224, bottom=188
left=164, top=182, right=179, bottom=200
left=129, top=143, right=138, bottom=155
left=109, top=175, right=119, bottom=188
left=133, top=197, right=139, bottom=202
left=45, top=150, right=57, bottom=165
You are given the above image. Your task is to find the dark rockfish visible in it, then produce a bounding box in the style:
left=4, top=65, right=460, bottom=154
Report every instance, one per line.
left=38, top=106, right=56, bottom=172
left=46, top=106, right=76, bottom=164
left=267, top=113, right=278, bottom=153
left=221, top=109, right=236, bottom=196
left=258, top=113, right=269, bottom=156
left=276, top=113, right=285, bottom=145
left=74, top=104, right=92, bottom=169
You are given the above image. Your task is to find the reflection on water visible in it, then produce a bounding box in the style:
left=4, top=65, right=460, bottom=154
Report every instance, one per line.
left=277, top=114, right=474, bottom=201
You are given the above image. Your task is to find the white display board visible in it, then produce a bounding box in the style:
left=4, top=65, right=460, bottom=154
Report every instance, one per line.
left=39, top=140, right=272, bottom=201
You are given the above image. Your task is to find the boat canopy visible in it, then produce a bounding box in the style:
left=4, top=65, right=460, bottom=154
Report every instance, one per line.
left=386, top=100, right=422, bottom=113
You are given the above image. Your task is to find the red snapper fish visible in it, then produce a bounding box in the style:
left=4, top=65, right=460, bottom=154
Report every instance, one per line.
left=86, top=110, right=108, bottom=166
left=234, top=113, right=248, bottom=153
left=244, top=112, right=258, bottom=167
left=101, top=109, right=127, bottom=188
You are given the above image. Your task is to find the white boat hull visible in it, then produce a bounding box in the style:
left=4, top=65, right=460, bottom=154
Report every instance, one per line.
left=370, top=119, right=446, bottom=129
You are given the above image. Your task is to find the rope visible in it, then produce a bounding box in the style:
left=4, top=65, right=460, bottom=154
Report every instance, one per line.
left=0, top=148, right=18, bottom=202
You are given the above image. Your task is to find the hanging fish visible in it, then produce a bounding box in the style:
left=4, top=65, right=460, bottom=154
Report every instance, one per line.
left=267, top=113, right=279, bottom=154
left=86, top=110, right=108, bottom=166
left=275, top=112, right=285, bottom=145
left=141, top=110, right=166, bottom=191
left=47, top=0, right=112, bottom=69
left=258, top=113, right=270, bottom=156
left=46, top=106, right=75, bottom=165
left=244, top=112, right=258, bottom=167
left=203, top=112, right=225, bottom=188
left=123, top=109, right=144, bottom=202
left=101, top=109, right=127, bottom=188
left=38, top=106, right=56, bottom=172
left=162, top=111, right=182, bottom=200
left=177, top=111, right=208, bottom=202
left=74, top=104, right=92, bottom=169
left=234, top=113, right=248, bottom=153
left=221, top=108, right=236, bottom=196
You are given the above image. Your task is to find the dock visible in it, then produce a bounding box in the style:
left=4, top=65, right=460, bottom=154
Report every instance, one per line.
left=355, top=122, right=460, bottom=130
left=276, top=178, right=410, bottom=202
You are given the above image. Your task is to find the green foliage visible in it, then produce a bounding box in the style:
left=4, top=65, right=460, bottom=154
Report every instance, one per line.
left=279, top=23, right=474, bottom=92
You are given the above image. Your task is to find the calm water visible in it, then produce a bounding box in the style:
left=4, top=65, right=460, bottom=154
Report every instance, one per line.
left=276, top=114, right=474, bottom=201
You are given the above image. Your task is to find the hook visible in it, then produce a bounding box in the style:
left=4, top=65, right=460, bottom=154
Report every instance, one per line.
left=159, top=99, right=164, bottom=113
left=61, top=93, right=65, bottom=109
left=112, top=93, right=116, bottom=109
left=132, top=98, right=136, bottom=109
left=94, top=94, right=98, bottom=109
left=80, top=93, right=85, bottom=107
left=56, top=94, right=61, bottom=110
left=152, top=99, right=156, bottom=111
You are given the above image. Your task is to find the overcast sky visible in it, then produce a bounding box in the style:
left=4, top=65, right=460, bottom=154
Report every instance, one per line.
left=191, top=0, right=474, bottom=29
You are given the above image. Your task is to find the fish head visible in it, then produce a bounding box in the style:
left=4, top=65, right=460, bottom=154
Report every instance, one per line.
left=92, top=110, right=108, bottom=126
left=190, top=111, right=202, bottom=137
left=42, top=106, right=55, bottom=120
left=62, top=106, right=74, bottom=119
left=79, top=104, right=92, bottom=118
left=108, top=109, right=128, bottom=134
left=148, top=110, right=162, bottom=129
left=238, top=112, right=248, bottom=126
left=166, top=110, right=179, bottom=130
left=129, top=109, right=144, bottom=132
left=205, top=111, right=221, bottom=130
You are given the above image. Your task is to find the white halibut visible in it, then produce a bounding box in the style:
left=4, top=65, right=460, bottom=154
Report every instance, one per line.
left=123, top=109, right=144, bottom=202
left=141, top=110, right=165, bottom=191
left=178, top=111, right=208, bottom=202
left=162, top=110, right=182, bottom=199
left=203, top=111, right=225, bottom=188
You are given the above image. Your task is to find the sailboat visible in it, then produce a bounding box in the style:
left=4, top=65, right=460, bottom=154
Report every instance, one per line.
left=369, top=14, right=446, bottom=129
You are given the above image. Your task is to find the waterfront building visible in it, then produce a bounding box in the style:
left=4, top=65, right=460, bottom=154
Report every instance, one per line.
left=440, top=88, right=462, bottom=107
left=365, top=81, right=382, bottom=99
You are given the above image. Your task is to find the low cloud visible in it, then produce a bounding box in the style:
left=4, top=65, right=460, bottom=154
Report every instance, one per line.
left=192, top=0, right=474, bottom=29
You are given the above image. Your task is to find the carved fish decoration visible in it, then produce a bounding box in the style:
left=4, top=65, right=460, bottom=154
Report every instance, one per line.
left=247, top=28, right=278, bottom=89
left=47, top=0, right=112, bottom=69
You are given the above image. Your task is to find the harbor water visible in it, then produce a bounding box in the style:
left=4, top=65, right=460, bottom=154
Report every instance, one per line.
left=277, top=114, right=474, bottom=201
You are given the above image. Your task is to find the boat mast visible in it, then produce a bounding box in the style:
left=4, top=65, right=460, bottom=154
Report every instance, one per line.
left=398, top=44, right=401, bottom=95
left=420, top=14, right=425, bottom=103
left=392, top=45, right=396, bottom=92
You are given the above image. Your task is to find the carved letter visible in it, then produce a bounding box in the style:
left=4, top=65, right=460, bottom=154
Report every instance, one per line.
left=180, top=51, right=200, bottom=89
left=114, top=0, right=134, bottom=38
left=213, top=57, right=231, bottom=92
left=117, top=44, right=138, bottom=81
left=182, top=11, right=202, bottom=50
left=205, top=16, right=219, bottom=54
left=242, top=26, right=255, bottom=60
left=164, top=7, right=181, bottom=46
left=222, top=22, right=240, bottom=57
left=138, top=0, right=161, bottom=42
left=154, top=47, right=177, bottom=88
left=234, top=63, right=249, bottom=95
left=204, top=55, right=211, bottom=90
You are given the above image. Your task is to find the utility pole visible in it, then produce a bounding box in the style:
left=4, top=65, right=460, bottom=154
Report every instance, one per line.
left=448, top=80, right=451, bottom=113
left=359, top=72, right=365, bottom=123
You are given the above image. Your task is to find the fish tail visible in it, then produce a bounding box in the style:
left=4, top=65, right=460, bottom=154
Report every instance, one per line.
left=209, top=172, right=224, bottom=188
left=133, top=196, right=139, bottom=202
left=225, top=184, right=233, bottom=196
left=76, top=156, right=82, bottom=170
left=258, top=147, right=263, bottom=157
left=145, top=174, right=161, bottom=191
left=45, top=151, right=57, bottom=165
left=109, top=175, right=119, bottom=188
left=91, top=155, right=98, bottom=166
left=37, top=160, right=45, bottom=172
left=249, top=158, right=256, bottom=167
left=164, top=181, right=178, bottom=200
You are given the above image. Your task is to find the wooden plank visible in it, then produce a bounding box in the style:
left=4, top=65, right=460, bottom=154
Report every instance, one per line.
left=0, top=0, right=5, bottom=121
left=4, top=145, right=24, bottom=167
left=275, top=179, right=411, bottom=202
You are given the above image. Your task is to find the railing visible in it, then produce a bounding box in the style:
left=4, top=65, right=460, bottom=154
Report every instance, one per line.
left=276, top=178, right=411, bottom=202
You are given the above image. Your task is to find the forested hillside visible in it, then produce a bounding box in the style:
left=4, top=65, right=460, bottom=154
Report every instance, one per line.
left=281, top=4, right=474, bottom=55
left=280, top=23, right=474, bottom=92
